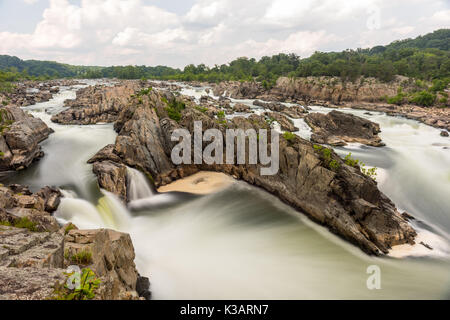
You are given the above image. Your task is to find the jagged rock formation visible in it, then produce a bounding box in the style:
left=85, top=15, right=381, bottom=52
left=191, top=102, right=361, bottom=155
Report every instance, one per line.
left=304, top=110, right=385, bottom=146
left=51, top=82, right=140, bottom=125
left=212, top=77, right=450, bottom=131
left=0, top=106, right=53, bottom=171
left=0, top=185, right=146, bottom=300
left=64, top=228, right=146, bottom=300
left=265, top=112, right=297, bottom=132
left=89, top=88, right=417, bottom=255
left=0, top=79, right=81, bottom=107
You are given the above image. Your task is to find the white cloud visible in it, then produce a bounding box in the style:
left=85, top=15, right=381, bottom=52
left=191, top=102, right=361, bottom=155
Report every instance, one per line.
left=23, top=0, right=39, bottom=4
left=0, top=0, right=449, bottom=67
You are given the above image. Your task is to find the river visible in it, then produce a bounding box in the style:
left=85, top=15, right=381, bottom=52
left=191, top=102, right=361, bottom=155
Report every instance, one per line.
left=2, top=81, right=449, bottom=299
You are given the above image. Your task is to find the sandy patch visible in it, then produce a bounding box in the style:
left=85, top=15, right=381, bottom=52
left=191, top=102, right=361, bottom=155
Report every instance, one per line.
left=158, top=171, right=235, bottom=195
left=389, top=229, right=449, bottom=258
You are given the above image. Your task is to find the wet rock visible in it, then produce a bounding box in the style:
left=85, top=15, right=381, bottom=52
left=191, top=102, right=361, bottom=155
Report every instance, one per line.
left=92, top=161, right=128, bottom=202
left=282, top=105, right=307, bottom=119
left=266, top=112, right=296, bottom=132
left=233, top=103, right=251, bottom=113
left=36, top=187, right=62, bottom=213
left=136, top=276, right=151, bottom=300
left=441, top=130, right=449, bottom=137
left=304, top=110, right=385, bottom=147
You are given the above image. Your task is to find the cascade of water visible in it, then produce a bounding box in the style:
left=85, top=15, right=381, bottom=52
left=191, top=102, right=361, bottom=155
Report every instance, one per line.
left=127, top=167, right=155, bottom=201
left=55, top=189, right=131, bottom=231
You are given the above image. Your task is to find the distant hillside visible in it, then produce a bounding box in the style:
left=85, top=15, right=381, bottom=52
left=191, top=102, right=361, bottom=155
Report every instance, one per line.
left=0, top=28, right=448, bottom=84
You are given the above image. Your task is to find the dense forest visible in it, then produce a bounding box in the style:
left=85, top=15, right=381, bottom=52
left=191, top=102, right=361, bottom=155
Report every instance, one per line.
left=1, top=29, right=449, bottom=91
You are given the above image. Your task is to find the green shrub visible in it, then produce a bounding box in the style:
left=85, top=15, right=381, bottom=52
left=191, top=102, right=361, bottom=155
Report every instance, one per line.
left=343, top=153, right=377, bottom=181
left=138, top=87, right=152, bottom=96
left=14, top=217, right=38, bottom=232
left=70, top=249, right=93, bottom=265
left=194, top=105, right=208, bottom=113
left=409, top=90, right=436, bottom=106
left=64, top=224, right=76, bottom=235
left=313, top=144, right=340, bottom=172
left=163, top=98, right=185, bottom=122
left=283, top=132, right=296, bottom=141
left=51, top=268, right=101, bottom=300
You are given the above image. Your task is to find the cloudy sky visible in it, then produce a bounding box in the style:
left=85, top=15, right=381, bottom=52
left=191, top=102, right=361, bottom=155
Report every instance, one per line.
left=0, top=0, right=448, bottom=68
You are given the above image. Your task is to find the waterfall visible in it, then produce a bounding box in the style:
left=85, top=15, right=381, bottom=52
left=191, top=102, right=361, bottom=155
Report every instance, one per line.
left=127, top=167, right=155, bottom=201
left=55, top=189, right=131, bottom=231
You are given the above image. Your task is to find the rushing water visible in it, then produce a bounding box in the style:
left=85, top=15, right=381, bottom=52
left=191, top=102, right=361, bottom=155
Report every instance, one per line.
left=2, top=82, right=449, bottom=299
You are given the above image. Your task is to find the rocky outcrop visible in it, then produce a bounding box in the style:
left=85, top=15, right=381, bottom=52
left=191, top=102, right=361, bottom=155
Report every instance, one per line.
left=0, top=184, right=61, bottom=232
left=233, top=103, right=252, bottom=113
left=347, top=103, right=450, bottom=132
left=0, top=106, right=53, bottom=171
left=266, top=112, right=296, bottom=132
left=304, top=110, right=385, bottom=147
left=212, top=81, right=263, bottom=99
left=213, top=77, right=450, bottom=131
left=92, top=161, right=128, bottom=202
left=0, top=184, right=145, bottom=300
left=89, top=89, right=416, bottom=256
left=0, top=79, right=81, bottom=108
left=51, top=82, right=140, bottom=125
left=64, top=228, right=144, bottom=300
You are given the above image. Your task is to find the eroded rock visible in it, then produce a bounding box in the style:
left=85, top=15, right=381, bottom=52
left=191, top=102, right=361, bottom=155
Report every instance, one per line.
left=304, top=110, right=385, bottom=147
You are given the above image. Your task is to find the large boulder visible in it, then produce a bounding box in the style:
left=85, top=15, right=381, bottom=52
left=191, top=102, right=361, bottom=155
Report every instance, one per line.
left=64, top=228, right=142, bottom=300
left=0, top=106, right=53, bottom=171
left=304, top=110, right=385, bottom=147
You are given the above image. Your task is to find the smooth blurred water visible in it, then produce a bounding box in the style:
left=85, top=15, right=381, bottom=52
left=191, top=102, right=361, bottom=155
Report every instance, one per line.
left=2, top=83, right=449, bottom=299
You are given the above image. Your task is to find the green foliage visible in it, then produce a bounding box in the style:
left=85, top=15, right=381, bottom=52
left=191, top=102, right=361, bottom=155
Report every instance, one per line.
left=282, top=131, right=296, bottom=141
left=0, top=220, right=12, bottom=227
left=138, top=87, right=152, bottom=96
left=217, top=110, right=225, bottom=119
left=194, top=105, right=208, bottom=113
left=313, top=144, right=340, bottom=172
left=409, top=90, right=436, bottom=106
left=2, top=217, right=39, bottom=232
left=163, top=98, right=185, bottom=122
left=0, top=29, right=448, bottom=88
left=343, top=153, right=377, bottom=181
left=64, top=224, right=76, bottom=235
left=51, top=268, right=101, bottom=300
left=70, top=249, right=93, bottom=265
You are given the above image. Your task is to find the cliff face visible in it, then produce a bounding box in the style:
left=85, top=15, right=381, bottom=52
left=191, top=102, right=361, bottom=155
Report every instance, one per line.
left=87, top=88, right=417, bottom=255
left=0, top=106, right=53, bottom=171
left=268, top=76, right=400, bottom=104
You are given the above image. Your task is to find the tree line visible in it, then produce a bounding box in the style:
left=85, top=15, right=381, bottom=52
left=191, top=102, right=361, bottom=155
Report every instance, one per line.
left=1, top=29, right=449, bottom=89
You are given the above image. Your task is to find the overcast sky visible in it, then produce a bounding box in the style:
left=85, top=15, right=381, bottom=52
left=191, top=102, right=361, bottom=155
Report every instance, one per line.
left=0, top=0, right=448, bottom=68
